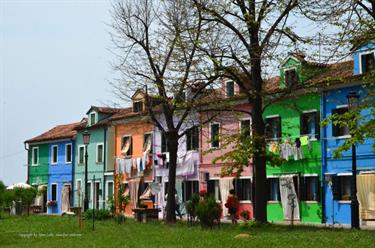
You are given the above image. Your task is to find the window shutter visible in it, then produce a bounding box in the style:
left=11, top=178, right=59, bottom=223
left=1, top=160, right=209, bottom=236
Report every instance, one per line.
left=315, top=112, right=320, bottom=139
left=277, top=117, right=282, bottom=138
left=299, top=176, right=306, bottom=201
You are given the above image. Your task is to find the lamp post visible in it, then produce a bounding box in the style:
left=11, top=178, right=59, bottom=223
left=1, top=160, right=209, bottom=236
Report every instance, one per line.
left=83, top=130, right=91, bottom=212
left=347, top=91, right=360, bottom=229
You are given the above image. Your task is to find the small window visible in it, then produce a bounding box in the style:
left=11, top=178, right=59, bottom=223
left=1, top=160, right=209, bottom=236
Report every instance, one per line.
left=90, top=112, right=96, bottom=126
left=265, top=116, right=281, bottom=139
left=121, top=136, right=132, bottom=156
left=285, top=68, right=298, bottom=87
left=78, top=146, right=85, bottom=164
left=51, top=145, right=58, bottom=164
left=332, top=107, right=349, bottom=137
left=300, top=111, right=320, bottom=138
left=76, top=180, right=81, bottom=193
left=234, top=179, right=252, bottom=201
left=32, top=147, right=39, bottom=165
left=107, top=181, right=114, bottom=200
left=96, top=144, right=104, bottom=163
left=361, top=52, right=375, bottom=74
left=207, top=180, right=221, bottom=201
left=300, top=176, right=319, bottom=201
left=143, top=133, right=153, bottom=153
left=65, top=144, right=72, bottom=163
left=210, top=123, right=220, bottom=148
left=161, top=133, right=168, bottom=153
left=332, top=175, right=351, bottom=201
left=87, top=182, right=92, bottom=202
left=133, top=101, right=143, bottom=112
left=186, top=126, right=199, bottom=151
left=51, top=184, right=57, bottom=201
left=240, top=119, right=251, bottom=136
left=182, top=181, right=199, bottom=202
left=226, top=81, right=234, bottom=97
left=267, top=178, right=280, bottom=201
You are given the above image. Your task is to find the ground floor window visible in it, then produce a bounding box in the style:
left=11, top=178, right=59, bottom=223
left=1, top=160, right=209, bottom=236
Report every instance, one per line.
left=182, top=181, right=199, bottom=202
left=107, top=181, right=114, bottom=201
left=267, top=178, right=280, bottom=201
left=332, top=175, right=351, bottom=201
left=233, top=178, right=252, bottom=201
left=51, top=184, right=57, bottom=201
left=300, top=176, right=320, bottom=201
left=207, top=180, right=221, bottom=201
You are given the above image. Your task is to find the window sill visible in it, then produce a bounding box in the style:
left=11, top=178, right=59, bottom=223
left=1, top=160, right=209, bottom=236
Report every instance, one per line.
left=338, top=200, right=351, bottom=204
left=267, top=201, right=280, bottom=204
left=334, top=135, right=351, bottom=140
left=51, top=163, right=58, bottom=165
left=304, top=201, right=319, bottom=204
left=239, top=200, right=252, bottom=204
left=31, top=164, right=38, bottom=167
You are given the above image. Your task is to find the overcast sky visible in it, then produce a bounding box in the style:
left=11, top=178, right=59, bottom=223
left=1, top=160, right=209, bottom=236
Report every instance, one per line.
left=0, top=0, right=119, bottom=186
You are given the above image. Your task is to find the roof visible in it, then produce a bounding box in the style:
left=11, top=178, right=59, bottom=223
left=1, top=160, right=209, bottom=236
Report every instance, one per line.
left=25, top=121, right=84, bottom=144
left=86, top=106, right=123, bottom=115
left=305, top=60, right=354, bottom=86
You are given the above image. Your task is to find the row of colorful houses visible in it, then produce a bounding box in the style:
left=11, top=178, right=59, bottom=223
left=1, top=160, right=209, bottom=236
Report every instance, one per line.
left=24, top=41, right=375, bottom=226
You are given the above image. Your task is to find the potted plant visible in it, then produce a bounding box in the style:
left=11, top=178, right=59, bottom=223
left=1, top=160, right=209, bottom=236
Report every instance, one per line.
left=46, top=200, right=57, bottom=208
left=240, top=210, right=250, bottom=220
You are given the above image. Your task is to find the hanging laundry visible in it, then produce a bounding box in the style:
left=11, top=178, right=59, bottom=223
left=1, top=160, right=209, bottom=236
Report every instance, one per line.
left=293, top=138, right=304, bottom=160
left=125, top=159, right=132, bottom=174
left=268, top=142, right=278, bottom=154
left=300, top=135, right=309, bottom=146
left=116, top=158, right=121, bottom=174
left=120, top=159, right=126, bottom=174
left=136, top=157, right=141, bottom=172
left=280, top=142, right=293, bottom=161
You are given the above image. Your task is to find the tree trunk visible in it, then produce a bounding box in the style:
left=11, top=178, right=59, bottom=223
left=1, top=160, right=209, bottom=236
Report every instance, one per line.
left=165, top=130, right=179, bottom=223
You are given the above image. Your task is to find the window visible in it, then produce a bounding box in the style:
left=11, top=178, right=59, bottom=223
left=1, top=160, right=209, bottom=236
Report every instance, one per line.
left=240, top=119, right=251, bottom=136
left=226, top=81, right=234, bottom=97
left=96, top=144, right=104, bottom=163
left=87, top=182, right=92, bottom=202
left=361, top=52, right=375, bottom=73
left=300, top=111, right=320, bottom=139
left=51, top=145, right=58, bottom=164
left=267, top=178, right=280, bottom=201
left=285, top=68, right=298, bottom=87
left=51, top=184, right=57, bottom=201
left=107, top=181, right=114, bottom=201
left=210, top=123, right=220, bottom=148
left=182, top=181, right=199, bottom=202
left=133, top=101, right=143, bottom=112
left=234, top=178, right=252, bottom=201
left=143, top=133, right=153, bottom=153
left=121, top=136, right=132, bottom=156
left=161, top=134, right=168, bottom=153
left=299, top=176, right=320, bottom=201
left=90, top=112, right=96, bottom=126
left=265, top=116, right=281, bottom=139
left=207, top=180, right=221, bottom=201
left=31, top=147, right=39, bottom=165
left=186, top=126, right=199, bottom=151
left=78, top=146, right=85, bottom=164
left=76, top=180, right=82, bottom=194
left=65, top=144, right=72, bottom=163
left=332, top=175, right=351, bottom=201
left=332, top=107, right=349, bottom=137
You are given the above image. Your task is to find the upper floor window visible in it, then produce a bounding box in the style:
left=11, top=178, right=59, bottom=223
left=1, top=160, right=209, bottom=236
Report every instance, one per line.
left=300, top=111, right=319, bottom=139
left=32, top=147, right=39, bottom=166
left=121, top=136, right=132, bottom=156
left=143, top=133, right=153, bottom=153
left=284, top=68, right=298, bottom=87
left=133, top=101, right=143, bottom=113
left=186, top=126, right=199, bottom=151
left=361, top=52, right=375, bottom=74
left=65, top=144, right=72, bottom=163
left=265, top=116, right=281, bottom=139
left=51, top=145, right=58, bottom=164
left=209, top=123, right=220, bottom=148
left=226, top=81, right=235, bottom=97
left=96, top=144, right=104, bottom=163
left=90, top=112, right=96, bottom=126
left=78, top=145, right=85, bottom=164
left=332, top=106, right=349, bottom=137
left=240, top=119, right=251, bottom=136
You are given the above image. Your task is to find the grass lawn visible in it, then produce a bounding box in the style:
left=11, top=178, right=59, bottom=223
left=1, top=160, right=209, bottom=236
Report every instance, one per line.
left=0, top=215, right=374, bottom=248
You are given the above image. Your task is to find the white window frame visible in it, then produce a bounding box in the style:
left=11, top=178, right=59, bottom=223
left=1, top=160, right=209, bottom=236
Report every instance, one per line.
left=51, top=145, right=58, bottom=165
left=332, top=105, right=351, bottom=139
left=359, top=50, right=375, bottom=74
left=209, top=122, right=220, bottom=149
left=78, top=145, right=86, bottom=165
left=96, top=143, right=104, bottom=164
left=65, top=143, right=72, bottom=164
left=239, top=117, right=252, bottom=136
left=133, top=100, right=143, bottom=112
left=31, top=147, right=39, bottom=166
left=89, top=112, right=97, bottom=126
left=283, top=66, right=298, bottom=86
left=76, top=179, right=82, bottom=194
left=51, top=183, right=58, bottom=201
left=106, top=180, right=114, bottom=201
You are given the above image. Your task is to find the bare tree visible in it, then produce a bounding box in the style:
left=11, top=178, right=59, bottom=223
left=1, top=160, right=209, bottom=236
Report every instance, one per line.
left=110, top=0, right=220, bottom=223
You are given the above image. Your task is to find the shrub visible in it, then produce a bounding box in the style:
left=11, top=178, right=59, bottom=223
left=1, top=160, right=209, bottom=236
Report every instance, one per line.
left=195, top=196, right=222, bottom=228
left=239, top=220, right=262, bottom=230
left=240, top=210, right=250, bottom=220
left=85, top=209, right=112, bottom=220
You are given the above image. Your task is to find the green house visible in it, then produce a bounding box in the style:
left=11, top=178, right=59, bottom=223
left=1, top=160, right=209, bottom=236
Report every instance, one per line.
left=263, top=52, right=327, bottom=224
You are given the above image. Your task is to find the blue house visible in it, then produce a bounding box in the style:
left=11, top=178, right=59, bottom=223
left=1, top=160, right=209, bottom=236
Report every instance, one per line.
left=322, top=41, right=375, bottom=226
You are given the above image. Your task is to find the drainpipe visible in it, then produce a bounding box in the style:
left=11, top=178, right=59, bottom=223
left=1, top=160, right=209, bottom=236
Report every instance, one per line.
left=320, top=91, right=326, bottom=224
left=24, top=142, right=29, bottom=184
left=103, top=127, right=107, bottom=210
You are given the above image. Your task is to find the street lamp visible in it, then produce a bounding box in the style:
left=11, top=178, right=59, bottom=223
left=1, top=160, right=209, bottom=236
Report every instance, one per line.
left=347, top=91, right=360, bottom=229
left=83, top=130, right=91, bottom=211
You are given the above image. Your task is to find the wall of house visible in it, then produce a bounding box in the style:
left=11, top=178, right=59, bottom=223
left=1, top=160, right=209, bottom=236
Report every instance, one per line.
left=29, top=143, right=49, bottom=186
left=263, top=93, right=322, bottom=224
left=353, top=42, right=375, bottom=75
left=47, top=140, right=74, bottom=214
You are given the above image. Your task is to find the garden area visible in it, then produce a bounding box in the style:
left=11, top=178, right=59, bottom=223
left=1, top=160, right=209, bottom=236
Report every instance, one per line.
left=0, top=214, right=374, bottom=247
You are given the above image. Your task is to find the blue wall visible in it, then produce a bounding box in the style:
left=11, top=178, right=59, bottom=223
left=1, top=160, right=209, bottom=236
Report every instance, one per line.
left=353, top=42, right=375, bottom=76
left=47, top=140, right=75, bottom=214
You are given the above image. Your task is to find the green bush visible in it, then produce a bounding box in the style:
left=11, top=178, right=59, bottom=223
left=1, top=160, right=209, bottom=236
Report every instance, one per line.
left=239, top=220, right=262, bottom=230
left=195, top=196, right=222, bottom=228
left=186, top=193, right=200, bottom=218
left=85, top=209, right=112, bottom=220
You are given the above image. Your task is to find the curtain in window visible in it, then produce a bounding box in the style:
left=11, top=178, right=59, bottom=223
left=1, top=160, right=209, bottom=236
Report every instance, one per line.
left=61, top=185, right=70, bottom=213
left=121, top=137, right=131, bottom=154
left=128, top=178, right=140, bottom=209
left=357, top=174, right=375, bottom=220
left=219, top=178, right=234, bottom=217
left=34, top=185, right=45, bottom=207
left=143, top=135, right=152, bottom=153
left=279, top=175, right=300, bottom=221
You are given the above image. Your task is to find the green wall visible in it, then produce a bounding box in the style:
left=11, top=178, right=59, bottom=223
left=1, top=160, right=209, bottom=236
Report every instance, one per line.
left=28, top=143, right=49, bottom=185
left=263, top=93, right=322, bottom=223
